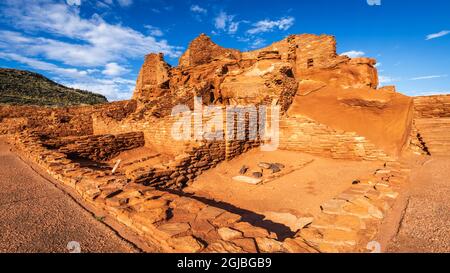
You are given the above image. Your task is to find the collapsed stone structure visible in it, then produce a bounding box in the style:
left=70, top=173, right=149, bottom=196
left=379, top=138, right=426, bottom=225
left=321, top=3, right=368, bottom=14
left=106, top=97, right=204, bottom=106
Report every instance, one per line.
left=1, top=33, right=448, bottom=253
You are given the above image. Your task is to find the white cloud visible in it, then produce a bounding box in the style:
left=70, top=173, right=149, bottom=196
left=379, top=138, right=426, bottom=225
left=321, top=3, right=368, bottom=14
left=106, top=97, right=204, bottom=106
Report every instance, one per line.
left=237, top=36, right=250, bottom=43
left=340, top=50, right=365, bottom=58
left=95, top=1, right=111, bottom=9
left=367, top=0, right=381, bottom=6
left=0, top=1, right=183, bottom=67
left=247, top=17, right=294, bottom=35
left=190, top=5, right=207, bottom=14
left=0, top=1, right=183, bottom=101
left=426, top=30, right=450, bottom=40
left=379, top=75, right=397, bottom=84
left=144, top=25, right=164, bottom=37
left=213, top=11, right=244, bottom=35
left=0, top=52, right=88, bottom=78
left=102, top=62, right=130, bottom=76
left=228, top=22, right=240, bottom=34
left=66, top=0, right=81, bottom=6
left=410, top=75, right=447, bottom=81
left=66, top=78, right=135, bottom=101
left=375, top=62, right=382, bottom=68
left=116, top=0, right=133, bottom=7
left=214, top=11, right=235, bottom=30
left=250, top=38, right=266, bottom=49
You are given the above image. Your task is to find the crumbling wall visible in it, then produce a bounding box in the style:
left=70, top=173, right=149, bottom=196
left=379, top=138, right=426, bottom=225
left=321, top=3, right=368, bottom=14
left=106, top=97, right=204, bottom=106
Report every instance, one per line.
left=240, top=34, right=378, bottom=90
left=93, top=105, right=263, bottom=158
left=130, top=140, right=227, bottom=188
left=178, top=33, right=241, bottom=67
left=0, top=117, right=28, bottom=134
left=279, top=115, right=391, bottom=161
left=413, top=95, right=450, bottom=118
left=0, top=104, right=94, bottom=136
left=133, top=53, right=171, bottom=101
left=93, top=113, right=190, bottom=156
left=291, top=34, right=340, bottom=70
left=42, top=132, right=145, bottom=161
left=132, top=33, right=379, bottom=117
left=0, top=100, right=136, bottom=137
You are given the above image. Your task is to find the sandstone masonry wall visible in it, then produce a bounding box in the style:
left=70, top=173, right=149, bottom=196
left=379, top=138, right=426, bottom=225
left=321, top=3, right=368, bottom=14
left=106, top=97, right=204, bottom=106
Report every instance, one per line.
left=0, top=100, right=136, bottom=137
left=292, top=34, right=339, bottom=70
left=242, top=34, right=345, bottom=71
left=92, top=106, right=265, bottom=187
left=413, top=95, right=450, bottom=118
left=93, top=105, right=263, bottom=159
left=0, top=104, right=93, bottom=136
left=279, top=115, right=391, bottom=161
left=11, top=128, right=410, bottom=253
left=93, top=113, right=190, bottom=156
left=42, top=132, right=145, bottom=161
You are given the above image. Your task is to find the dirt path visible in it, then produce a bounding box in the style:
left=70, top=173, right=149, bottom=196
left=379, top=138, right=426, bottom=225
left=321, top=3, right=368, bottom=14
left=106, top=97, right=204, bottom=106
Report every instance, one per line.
left=0, top=138, right=138, bottom=253
left=384, top=156, right=450, bottom=253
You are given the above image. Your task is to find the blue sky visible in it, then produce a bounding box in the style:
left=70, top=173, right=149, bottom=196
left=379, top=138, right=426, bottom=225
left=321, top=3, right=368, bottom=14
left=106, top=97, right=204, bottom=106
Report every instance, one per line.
left=0, top=0, right=449, bottom=100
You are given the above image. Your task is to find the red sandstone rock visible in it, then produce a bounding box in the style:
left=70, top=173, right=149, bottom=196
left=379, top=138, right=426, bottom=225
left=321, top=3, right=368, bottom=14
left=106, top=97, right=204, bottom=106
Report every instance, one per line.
left=129, top=33, right=381, bottom=118
left=133, top=53, right=171, bottom=101
left=217, top=227, right=243, bottom=241
left=178, top=33, right=241, bottom=67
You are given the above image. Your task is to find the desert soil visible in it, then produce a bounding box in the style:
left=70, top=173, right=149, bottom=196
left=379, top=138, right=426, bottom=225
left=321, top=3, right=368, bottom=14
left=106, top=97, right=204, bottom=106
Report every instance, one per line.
left=384, top=156, right=450, bottom=252
left=186, top=149, right=382, bottom=217
left=0, top=138, right=138, bottom=253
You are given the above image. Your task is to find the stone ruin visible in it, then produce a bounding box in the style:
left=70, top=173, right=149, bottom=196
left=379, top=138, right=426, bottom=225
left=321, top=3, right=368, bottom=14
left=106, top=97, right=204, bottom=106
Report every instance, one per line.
left=1, top=33, right=449, bottom=253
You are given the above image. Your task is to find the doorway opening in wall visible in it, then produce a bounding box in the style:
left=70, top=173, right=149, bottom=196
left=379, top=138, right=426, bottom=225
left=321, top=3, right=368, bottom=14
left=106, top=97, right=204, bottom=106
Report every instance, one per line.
left=307, top=58, right=314, bottom=68
left=209, top=84, right=215, bottom=104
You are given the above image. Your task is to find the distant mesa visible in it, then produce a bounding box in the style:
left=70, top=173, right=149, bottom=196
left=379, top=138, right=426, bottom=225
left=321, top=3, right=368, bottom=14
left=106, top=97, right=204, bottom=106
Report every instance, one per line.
left=0, top=68, right=107, bottom=107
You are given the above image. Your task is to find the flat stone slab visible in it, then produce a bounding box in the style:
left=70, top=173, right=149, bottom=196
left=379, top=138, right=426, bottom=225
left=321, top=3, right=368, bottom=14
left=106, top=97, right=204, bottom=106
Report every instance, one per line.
left=263, top=211, right=313, bottom=232
left=218, top=227, right=243, bottom=241
left=157, top=222, right=190, bottom=236
left=232, top=175, right=262, bottom=185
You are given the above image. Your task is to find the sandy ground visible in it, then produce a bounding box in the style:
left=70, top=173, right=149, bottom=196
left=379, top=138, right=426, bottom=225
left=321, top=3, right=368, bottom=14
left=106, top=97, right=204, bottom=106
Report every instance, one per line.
left=186, top=149, right=382, bottom=217
left=288, top=86, right=412, bottom=155
left=0, top=138, right=138, bottom=253
left=385, top=156, right=450, bottom=253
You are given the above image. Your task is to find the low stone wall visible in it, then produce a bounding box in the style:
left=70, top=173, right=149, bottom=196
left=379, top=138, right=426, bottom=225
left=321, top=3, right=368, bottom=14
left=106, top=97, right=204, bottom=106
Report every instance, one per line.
left=93, top=106, right=264, bottom=158
left=9, top=132, right=318, bottom=253
left=0, top=117, right=28, bottom=134
left=93, top=113, right=189, bottom=156
left=129, top=140, right=226, bottom=188
left=94, top=105, right=391, bottom=163
left=42, top=132, right=145, bottom=161
left=296, top=161, right=409, bottom=252
left=279, top=115, right=391, bottom=161
left=414, top=95, right=450, bottom=118
left=0, top=105, right=94, bottom=136
left=92, top=106, right=264, bottom=187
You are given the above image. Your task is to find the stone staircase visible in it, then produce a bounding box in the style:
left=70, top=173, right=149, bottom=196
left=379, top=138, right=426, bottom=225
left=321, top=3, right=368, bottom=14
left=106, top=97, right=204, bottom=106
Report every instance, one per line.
left=414, top=118, right=450, bottom=156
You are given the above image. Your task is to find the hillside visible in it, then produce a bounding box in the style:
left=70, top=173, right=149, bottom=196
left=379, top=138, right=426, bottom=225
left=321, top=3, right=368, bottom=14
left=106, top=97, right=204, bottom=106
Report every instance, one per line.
left=0, top=68, right=108, bottom=106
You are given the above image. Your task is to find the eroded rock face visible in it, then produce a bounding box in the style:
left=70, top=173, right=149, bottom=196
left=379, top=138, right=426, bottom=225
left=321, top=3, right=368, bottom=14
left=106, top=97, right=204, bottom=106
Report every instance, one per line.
left=178, top=33, right=241, bottom=67
left=132, top=33, right=380, bottom=116
left=133, top=53, right=171, bottom=101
